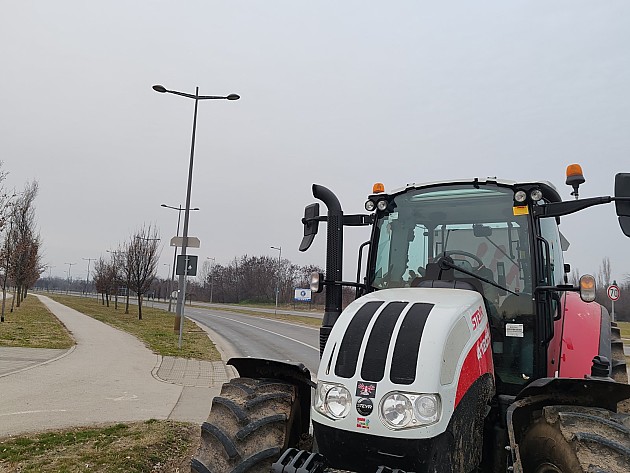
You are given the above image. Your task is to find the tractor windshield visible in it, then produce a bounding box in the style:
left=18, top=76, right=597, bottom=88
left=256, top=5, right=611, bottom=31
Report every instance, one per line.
left=370, top=184, right=535, bottom=388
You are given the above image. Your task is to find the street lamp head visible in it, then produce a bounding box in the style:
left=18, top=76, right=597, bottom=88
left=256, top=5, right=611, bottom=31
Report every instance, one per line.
left=226, top=94, right=240, bottom=101
left=152, top=84, right=167, bottom=93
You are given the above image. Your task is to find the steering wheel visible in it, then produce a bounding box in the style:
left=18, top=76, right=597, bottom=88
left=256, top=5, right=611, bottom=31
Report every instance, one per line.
left=443, top=250, right=484, bottom=272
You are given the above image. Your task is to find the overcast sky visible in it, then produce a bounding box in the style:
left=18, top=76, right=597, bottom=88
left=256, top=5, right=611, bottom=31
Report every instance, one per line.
left=2, top=1, right=629, bottom=285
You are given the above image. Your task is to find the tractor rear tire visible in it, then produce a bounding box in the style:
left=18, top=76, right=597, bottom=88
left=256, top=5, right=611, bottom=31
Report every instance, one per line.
left=191, top=377, right=299, bottom=473
left=520, top=405, right=630, bottom=473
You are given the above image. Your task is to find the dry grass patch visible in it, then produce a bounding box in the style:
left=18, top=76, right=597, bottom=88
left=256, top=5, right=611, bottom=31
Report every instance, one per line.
left=0, top=419, right=199, bottom=473
left=0, top=295, right=73, bottom=349
left=618, top=321, right=630, bottom=339
left=46, top=295, right=221, bottom=361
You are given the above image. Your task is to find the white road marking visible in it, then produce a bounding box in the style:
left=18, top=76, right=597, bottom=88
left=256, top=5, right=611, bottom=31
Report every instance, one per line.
left=0, top=409, right=68, bottom=417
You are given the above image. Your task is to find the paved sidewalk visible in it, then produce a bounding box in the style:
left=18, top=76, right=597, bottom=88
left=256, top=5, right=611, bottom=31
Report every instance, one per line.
left=0, top=295, right=231, bottom=438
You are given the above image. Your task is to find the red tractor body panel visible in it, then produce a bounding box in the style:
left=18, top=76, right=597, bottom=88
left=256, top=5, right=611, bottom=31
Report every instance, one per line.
left=556, top=292, right=602, bottom=378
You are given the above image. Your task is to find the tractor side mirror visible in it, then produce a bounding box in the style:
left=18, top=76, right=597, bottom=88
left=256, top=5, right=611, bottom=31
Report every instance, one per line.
left=615, top=173, right=630, bottom=237
left=299, top=203, right=320, bottom=252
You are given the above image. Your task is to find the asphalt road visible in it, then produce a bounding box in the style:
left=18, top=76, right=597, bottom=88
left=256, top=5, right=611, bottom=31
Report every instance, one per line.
left=175, top=304, right=322, bottom=379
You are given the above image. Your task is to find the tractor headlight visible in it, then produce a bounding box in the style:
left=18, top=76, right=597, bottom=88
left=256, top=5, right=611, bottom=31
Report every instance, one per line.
left=376, top=199, right=389, bottom=211
left=381, top=393, right=413, bottom=428
left=315, top=382, right=352, bottom=419
left=365, top=200, right=376, bottom=211
left=413, top=394, right=440, bottom=424
left=380, top=392, right=441, bottom=429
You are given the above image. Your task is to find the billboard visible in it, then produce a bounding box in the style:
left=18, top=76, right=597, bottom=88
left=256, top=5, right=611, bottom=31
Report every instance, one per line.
left=294, top=288, right=312, bottom=302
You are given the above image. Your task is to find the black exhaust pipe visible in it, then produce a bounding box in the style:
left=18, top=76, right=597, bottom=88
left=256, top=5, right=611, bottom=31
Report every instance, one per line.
left=312, top=184, right=343, bottom=354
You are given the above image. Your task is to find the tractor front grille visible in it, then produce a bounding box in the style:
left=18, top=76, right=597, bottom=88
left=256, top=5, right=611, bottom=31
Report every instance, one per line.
left=334, top=301, right=434, bottom=384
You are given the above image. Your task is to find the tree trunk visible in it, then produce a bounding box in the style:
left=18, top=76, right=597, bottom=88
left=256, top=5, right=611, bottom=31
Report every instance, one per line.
left=138, top=294, right=143, bottom=320
left=125, top=289, right=130, bottom=314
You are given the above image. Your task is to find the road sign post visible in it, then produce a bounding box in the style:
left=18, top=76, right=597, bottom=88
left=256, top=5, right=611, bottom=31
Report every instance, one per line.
left=608, top=281, right=620, bottom=322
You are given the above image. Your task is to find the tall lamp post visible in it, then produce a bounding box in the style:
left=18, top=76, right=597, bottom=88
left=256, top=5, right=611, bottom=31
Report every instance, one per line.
left=270, top=246, right=282, bottom=314
left=161, top=203, right=199, bottom=313
left=207, top=257, right=215, bottom=303
left=82, top=257, right=95, bottom=296
left=65, top=262, right=76, bottom=295
left=153, top=84, right=239, bottom=340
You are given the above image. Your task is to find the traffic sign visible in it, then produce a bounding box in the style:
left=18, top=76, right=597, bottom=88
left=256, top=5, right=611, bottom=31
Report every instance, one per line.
left=170, top=236, right=201, bottom=248
left=294, top=288, right=312, bottom=302
left=607, top=284, right=620, bottom=301
left=176, top=255, right=198, bottom=276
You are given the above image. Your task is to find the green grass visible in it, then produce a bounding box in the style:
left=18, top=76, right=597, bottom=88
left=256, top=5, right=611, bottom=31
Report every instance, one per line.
left=618, top=321, right=630, bottom=339
left=45, top=295, right=221, bottom=361
left=0, top=420, right=198, bottom=472
left=0, top=295, right=74, bottom=349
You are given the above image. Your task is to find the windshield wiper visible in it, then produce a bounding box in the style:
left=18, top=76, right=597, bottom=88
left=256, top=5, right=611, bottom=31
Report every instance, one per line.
left=436, top=255, right=518, bottom=296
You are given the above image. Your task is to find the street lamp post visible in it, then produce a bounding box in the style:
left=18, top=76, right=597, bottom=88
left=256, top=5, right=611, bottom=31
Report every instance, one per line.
left=82, top=257, right=95, bottom=296
left=65, top=262, right=76, bottom=295
left=153, top=84, right=239, bottom=344
left=161, top=203, right=199, bottom=314
left=207, top=257, right=215, bottom=303
left=270, top=246, right=282, bottom=314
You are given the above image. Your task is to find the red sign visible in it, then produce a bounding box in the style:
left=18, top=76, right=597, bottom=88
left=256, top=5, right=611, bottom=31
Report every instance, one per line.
left=607, top=285, right=620, bottom=301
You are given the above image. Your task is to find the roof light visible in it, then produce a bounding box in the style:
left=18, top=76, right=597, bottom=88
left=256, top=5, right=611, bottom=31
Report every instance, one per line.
left=514, top=190, right=527, bottom=203
left=530, top=189, right=543, bottom=201
left=566, top=164, right=584, bottom=181
left=377, top=199, right=388, bottom=211
left=579, top=274, right=596, bottom=302
left=566, top=164, right=585, bottom=200
left=373, top=183, right=385, bottom=194
left=365, top=200, right=376, bottom=211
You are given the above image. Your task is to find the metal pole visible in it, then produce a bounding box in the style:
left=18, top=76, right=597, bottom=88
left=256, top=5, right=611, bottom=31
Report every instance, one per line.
left=207, top=257, right=215, bottom=303
left=178, top=255, right=190, bottom=349
left=175, top=87, right=199, bottom=334
left=83, top=258, right=95, bottom=296
left=271, top=246, right=281, bottom=314
left=168, top=205, right=182, bottom=313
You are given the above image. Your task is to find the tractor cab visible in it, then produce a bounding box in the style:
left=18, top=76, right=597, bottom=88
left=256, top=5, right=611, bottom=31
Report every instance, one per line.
left=365, top=180, right=543, bottom=394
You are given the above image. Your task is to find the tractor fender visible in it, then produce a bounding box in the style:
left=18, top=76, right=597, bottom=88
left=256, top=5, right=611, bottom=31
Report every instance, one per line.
left=558, top=292, right=612, bottom=377
left=227, top=357, right=315, bottom=435
left=505, top=377, right=630, bottom=472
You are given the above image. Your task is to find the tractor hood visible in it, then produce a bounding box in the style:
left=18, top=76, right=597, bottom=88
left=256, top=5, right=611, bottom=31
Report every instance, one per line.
left=313, top=287, right=494, bottom=439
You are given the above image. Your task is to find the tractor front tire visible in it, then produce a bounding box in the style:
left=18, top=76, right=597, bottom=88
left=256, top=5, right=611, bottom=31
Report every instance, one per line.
left=191, top=377, right=300, bottom=473
left=520, top=405, right=630, bottom=473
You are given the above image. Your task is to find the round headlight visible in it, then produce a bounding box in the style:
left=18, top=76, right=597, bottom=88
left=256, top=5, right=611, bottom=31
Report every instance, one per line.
left=365, top=200, right=376, bottom=211
left=325, top=385, right=352, bottom=418
left=376, top=199, right=388, bottom=211
left=514, top=190, right=527, bottom=203
left=414, top=395, right=440, bottom=424
left=529, top=189, right=543, bottom=202
left=381, top=393, right=412, bottom=428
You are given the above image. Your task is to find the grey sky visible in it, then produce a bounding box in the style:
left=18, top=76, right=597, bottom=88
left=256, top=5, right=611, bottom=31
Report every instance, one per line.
left=2, top=1, right=629, bottom=284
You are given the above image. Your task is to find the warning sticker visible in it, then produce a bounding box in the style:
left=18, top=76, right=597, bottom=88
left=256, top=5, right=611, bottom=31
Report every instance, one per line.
left=505, top=323, right=524, bottom=338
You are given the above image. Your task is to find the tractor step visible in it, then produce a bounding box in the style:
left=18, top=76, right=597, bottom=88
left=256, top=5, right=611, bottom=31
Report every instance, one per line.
left=270, top=447, right=416, bottom=473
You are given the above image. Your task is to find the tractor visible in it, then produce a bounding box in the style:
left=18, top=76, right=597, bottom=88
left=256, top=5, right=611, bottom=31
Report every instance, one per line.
left=192, top=165, right=630, bottom=473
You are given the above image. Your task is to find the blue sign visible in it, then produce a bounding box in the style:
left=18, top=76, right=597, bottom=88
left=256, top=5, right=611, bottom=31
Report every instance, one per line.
left=294, top=288, right=312, bottom=302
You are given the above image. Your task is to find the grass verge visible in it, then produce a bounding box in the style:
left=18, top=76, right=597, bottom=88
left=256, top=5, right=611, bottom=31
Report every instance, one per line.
left=0, top=419, right=199, bottom=473
left=0, top=295, right=74, bottom=349
left=45, top=294, right=221, bottom=361
left=618, top=321, right=630, bottom=339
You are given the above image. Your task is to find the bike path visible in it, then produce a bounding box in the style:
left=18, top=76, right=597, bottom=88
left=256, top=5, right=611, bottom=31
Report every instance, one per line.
left=0, top=295, right=230, bottom=438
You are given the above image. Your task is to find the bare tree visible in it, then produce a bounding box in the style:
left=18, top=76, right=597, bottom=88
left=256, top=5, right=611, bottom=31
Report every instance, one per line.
left=6, top=182, right=43, bottom=309
left=126, top=225, right=160, bottom=320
